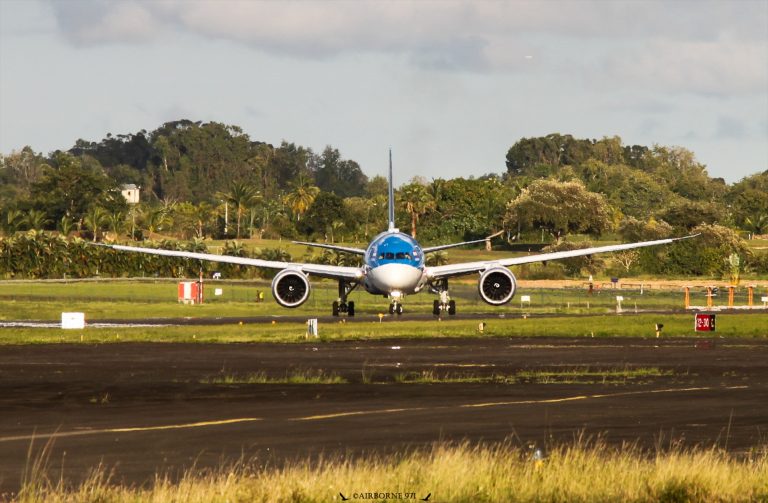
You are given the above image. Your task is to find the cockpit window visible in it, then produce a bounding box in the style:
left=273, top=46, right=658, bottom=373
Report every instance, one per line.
left=385, top=252, right=394, bottom=259
left=395, top=252, right=412, bottom=260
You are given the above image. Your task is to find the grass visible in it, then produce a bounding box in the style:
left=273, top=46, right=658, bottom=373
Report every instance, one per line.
left=15, top=439, right=768, bottom=502
left=514, top=366, right=673, bottom=384
left=393, top=367, right=672, bottom=385
left=201, top=369, right=347, bottom=385
left=3, top=278, right=765, bottom=320
left=0, top=313, right=767, bottom=345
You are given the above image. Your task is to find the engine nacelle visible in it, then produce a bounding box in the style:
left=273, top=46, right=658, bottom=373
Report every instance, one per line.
left=271, top=270, right=311, bottom=308
left=478, top=267, right=517, bottom=305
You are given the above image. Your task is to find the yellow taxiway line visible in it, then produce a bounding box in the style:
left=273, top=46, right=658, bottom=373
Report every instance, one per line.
left=0, top=385, right=751, bottom=442
left=0, top=417, right=263, bottom=443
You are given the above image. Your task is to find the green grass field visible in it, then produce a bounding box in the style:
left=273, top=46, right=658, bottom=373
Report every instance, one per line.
left=1, top=278, right=757, bottom=320
left=1, top=313, right=766, bottom=345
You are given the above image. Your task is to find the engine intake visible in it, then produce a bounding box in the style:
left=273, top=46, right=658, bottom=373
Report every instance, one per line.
left=478, top=267, right=517, bottom=305
left=271, top=270, right=310, bottom=308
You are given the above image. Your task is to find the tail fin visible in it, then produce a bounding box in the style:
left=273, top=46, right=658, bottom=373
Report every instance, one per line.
left=388, top=148, right=396, bottom=232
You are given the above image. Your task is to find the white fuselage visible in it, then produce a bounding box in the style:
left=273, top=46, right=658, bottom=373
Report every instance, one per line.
left=361, top=231, right=426, bottom=297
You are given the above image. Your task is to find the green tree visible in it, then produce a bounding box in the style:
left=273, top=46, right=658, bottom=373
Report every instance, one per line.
left=283, top=178, right=320, bottom=222
left=22, top=209, right=49, bottom=231
left=30, top=152, right=122, bottom=228
left=314, top=146, right=369, bottom=198
left=83, top=206, right=107, bottom=242
left=218, top=182, right=260, bottom=238
left=658, top=199, right=725, bottom=231
left=743, top=214, right=768, bottom=237
left=300, top=192, right=347, bottom=239
left=505, top=179, right=612, bottom=242
left=398, top=182, right=435, bottom=239
left=2, top=209, right=23, bottom=235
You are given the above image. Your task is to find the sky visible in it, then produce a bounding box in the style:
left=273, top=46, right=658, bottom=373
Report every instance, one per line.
left=1, top=0, right=766, bottom=186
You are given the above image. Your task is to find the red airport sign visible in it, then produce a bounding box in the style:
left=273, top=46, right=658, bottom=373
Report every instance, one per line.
left=694, top=313, right=716, bottom=332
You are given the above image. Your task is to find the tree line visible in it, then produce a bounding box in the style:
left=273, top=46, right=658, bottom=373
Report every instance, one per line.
left=1, top=123, right=766, bottom=279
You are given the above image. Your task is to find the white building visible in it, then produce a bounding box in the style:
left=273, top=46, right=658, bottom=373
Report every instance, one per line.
left=121, top=184, right=140, bottom=204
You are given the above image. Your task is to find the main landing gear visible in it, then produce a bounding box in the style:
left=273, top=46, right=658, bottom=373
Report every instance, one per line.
left=430, top=279, right=456, bottom=317
left=332, top=280, right=358, bottom=317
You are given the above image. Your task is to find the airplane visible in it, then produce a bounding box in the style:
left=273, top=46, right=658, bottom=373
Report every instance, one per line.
left=99, top=151, right=696, bottom=317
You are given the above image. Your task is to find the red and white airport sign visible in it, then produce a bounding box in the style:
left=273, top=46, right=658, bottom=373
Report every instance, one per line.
left=694, top=313, right=716, bottom=332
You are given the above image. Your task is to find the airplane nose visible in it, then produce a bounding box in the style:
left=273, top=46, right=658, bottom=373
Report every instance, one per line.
left=369, top=263, right=422, bottom=292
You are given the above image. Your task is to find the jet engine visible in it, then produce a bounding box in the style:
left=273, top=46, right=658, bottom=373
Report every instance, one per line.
left=271, top=270, right=311, bottom=308
left=478, top=267, right=517, bottom=305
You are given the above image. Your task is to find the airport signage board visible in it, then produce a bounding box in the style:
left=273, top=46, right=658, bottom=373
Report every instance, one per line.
left=694, top=313, right=716, bottom=332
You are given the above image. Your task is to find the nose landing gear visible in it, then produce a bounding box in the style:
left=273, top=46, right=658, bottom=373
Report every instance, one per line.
left=388, top=302, right=404, bottom=315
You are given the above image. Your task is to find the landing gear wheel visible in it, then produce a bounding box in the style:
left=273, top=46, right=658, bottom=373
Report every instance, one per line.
left=388, top=303, right=395, bottom=315
left=347, top=301, right=355, bottom=317
left=396, top=304, right=404, bottom=315
left=432, top=300, right=440, bottom=316
left=332, top=301, right=340, bottom=317
left=448, top=300, right=456, bottom=315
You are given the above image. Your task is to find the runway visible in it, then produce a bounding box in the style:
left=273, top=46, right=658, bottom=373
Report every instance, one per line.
left=1, top=337, right=767, bottom=493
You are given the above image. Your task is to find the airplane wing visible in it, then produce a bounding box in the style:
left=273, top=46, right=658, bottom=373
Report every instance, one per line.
left=422, top=238, right=488, bottom=254
left=292, top=241, right=366, bottom=255
left=95, top=243, right=363, bottom=280
left=426, top=235, right=697, bottom=280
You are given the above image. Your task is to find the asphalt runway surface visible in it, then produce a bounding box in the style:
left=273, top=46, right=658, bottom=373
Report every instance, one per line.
left=1, top=336, right=767, bottom=494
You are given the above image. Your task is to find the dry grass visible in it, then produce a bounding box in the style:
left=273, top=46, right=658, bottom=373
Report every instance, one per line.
left=15, top=439, right=768, bottom=502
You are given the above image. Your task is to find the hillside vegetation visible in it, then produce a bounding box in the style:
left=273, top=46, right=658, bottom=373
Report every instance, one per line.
left=1, top=124, right=766, bottom=279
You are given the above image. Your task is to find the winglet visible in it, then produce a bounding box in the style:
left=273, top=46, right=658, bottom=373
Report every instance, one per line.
left=388, top=148, right=396, bottom=232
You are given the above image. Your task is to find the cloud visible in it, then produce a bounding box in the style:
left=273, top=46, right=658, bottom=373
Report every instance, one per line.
left=601, top=37, right=768, bottom=96
left=45, top=0, right=768, bottom=93
left=715, top=115, right=747, bottom=140
left=50, top=0, right=161, bottom=45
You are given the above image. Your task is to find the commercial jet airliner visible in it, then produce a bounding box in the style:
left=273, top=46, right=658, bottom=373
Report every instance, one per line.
left=102, top=151, right=694, bottom=317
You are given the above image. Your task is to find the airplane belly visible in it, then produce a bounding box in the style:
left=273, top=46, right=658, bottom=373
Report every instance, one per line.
left=365, top=264, right=423, bottom=295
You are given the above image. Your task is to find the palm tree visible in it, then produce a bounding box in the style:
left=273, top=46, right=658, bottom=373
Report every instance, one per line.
left=426, top=250, right=448, bottom=266
left=106, top=211, right=127, bottom=238
left=57, top=216, right=75, bottom=237
left=744, top=214, right=768, bottom=238
left=193, top=202, right=213, bottom=239
left=22, top=209, right=49, bottom=231
left=3, top=209, right=23, bottom=235
left=218, top=182, right=260, bottom=238
left=83, top=206, right=107, bottom=242
left=141, top=207, right=172, bottom=237
left=329, top=220, right=345, bottom=243
left=283, top=178, right=319, bottom=222
left=399, top=183, right=435, bottom=238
